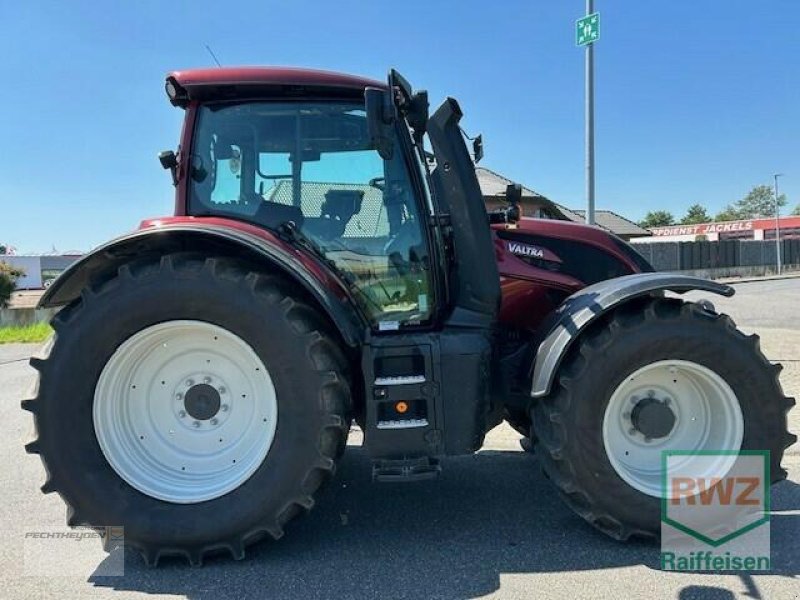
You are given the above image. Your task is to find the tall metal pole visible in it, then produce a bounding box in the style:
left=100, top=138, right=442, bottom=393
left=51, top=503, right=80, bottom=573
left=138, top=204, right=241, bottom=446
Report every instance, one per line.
left=585, top=0, right=596, bottom=225
left=774, top=173, right=783, bottom=275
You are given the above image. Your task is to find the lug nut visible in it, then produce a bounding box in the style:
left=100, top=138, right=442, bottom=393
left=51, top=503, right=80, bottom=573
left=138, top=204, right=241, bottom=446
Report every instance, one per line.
left=210, top=418, right=218, bottom=426
left=628, top=428, right=637, bottom=435
left=630, top=396, right=638, bottom=404
left=178, top=410, right=186, bottom=418
left=192, top=421, right=200, bottom=428
left=221, top=404, right=229, bottom=412
left=623, top=411, right=631, bottom=419
left=647, top=390, right=655, bottom=398
left=219, top=386, right=226, bottom=394
left=175, top=393, right=183, bottom=401
left=203, top=376, right=212, bottom=384
left=186, top=379, right=195, bottom=387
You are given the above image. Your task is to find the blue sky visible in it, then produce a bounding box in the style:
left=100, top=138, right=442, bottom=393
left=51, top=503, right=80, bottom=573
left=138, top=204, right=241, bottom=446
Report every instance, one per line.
left=1, top=1, right=798, bottom=253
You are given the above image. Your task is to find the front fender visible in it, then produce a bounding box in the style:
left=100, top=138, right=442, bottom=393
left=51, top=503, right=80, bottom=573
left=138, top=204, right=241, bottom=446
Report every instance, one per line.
left=40, top=224, right=365, bottom=348
left=530, top=272, right=734, bottom=397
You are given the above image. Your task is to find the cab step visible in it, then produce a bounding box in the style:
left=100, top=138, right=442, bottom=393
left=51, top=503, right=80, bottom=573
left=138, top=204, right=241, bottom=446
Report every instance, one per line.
left=372, top=457, right=441, bottom=482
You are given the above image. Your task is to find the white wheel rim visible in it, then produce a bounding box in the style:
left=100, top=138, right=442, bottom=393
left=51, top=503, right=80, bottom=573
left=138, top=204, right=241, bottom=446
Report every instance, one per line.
left=93, top=320, right=277, bottom=504
left=602, top=360, right=743, bottom=498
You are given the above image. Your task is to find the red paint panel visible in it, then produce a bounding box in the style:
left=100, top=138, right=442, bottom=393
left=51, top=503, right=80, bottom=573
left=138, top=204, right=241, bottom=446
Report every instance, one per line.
left=169, top=67, right=383, bottom=92
left=138, top=216, right=350, bottom=300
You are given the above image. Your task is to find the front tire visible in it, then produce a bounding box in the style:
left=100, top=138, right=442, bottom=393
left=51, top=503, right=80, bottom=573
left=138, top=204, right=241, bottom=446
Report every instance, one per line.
left=532, top=297, right=796, bottom=540
left=23, top=254, right=351, bottom=565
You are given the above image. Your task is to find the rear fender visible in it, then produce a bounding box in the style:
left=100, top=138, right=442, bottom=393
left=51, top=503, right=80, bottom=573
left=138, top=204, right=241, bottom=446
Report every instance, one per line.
left=39, top=225, right=365, bottom=348
left=530, top=273, right=734, bottom=397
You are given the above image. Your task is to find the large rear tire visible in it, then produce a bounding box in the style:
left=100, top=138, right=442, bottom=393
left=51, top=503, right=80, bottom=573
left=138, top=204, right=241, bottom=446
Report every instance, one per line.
left=532, top=297, right=796, bottom=540
left=23, top=254, right=352, bottom=565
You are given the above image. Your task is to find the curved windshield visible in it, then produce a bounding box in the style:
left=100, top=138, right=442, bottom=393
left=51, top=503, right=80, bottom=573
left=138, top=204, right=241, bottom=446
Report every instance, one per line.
left=188, top=102, right=433, bottom=328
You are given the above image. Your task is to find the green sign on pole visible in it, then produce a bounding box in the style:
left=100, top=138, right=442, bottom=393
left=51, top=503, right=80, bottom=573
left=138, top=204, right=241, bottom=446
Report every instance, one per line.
left=576, top=12, right=599, bottom=46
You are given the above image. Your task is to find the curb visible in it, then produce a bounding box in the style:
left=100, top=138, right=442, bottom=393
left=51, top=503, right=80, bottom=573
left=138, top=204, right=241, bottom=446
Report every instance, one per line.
left=719, top=272, right=800, bottom=285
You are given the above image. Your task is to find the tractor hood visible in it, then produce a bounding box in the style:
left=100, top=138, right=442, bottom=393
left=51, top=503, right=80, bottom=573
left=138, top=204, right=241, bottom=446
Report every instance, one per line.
left=493, top=218, right=655, bottom=288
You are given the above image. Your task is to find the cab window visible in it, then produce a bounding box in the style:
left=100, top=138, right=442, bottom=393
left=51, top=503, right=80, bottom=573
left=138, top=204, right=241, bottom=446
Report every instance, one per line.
left=189, top=102, right=433, bottom=328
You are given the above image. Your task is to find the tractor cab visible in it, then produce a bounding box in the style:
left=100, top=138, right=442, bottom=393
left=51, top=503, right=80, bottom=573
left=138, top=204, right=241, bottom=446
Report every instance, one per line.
left=166, top=69, right=501, bottom=332
left=165, top=68, right=502, bottom=475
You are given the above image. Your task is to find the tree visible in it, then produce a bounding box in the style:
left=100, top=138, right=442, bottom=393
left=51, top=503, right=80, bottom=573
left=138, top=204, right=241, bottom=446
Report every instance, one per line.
left=792, top=204, right=800, bottom=216
left=680, top=204, right=711, bottom=225
left=714, top=206, right=742, bottom=222
left=730, top=185, right=787, bottom=219
left=639, top=210, right=675, bottom=228
left=0, top=262, right=24, bottom=308
left=0, top=244, right=5, bottom=255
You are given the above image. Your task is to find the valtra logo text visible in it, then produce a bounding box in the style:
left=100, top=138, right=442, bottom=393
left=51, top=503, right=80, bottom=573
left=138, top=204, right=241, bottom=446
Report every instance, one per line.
left=507, top=241, right=545, bottom=259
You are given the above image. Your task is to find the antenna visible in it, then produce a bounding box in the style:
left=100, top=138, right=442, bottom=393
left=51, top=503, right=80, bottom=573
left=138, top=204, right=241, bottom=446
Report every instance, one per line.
left=205, top=44, right=222, bottom=67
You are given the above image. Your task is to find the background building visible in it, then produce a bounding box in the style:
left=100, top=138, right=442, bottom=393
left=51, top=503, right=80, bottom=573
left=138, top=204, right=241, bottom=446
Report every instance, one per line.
left=632, top=216, right=800, bottom=243
left=475, top=166, right=650, bottom=240
left=569, top=210, right=650, bottom=241
left=476, top=167, right=570, bottom=220
left=1, top=255, right=81, bottom=289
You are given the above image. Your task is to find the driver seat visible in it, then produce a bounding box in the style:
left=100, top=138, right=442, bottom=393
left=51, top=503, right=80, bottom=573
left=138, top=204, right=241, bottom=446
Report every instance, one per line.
left=305, top=190, right=364, bottom=241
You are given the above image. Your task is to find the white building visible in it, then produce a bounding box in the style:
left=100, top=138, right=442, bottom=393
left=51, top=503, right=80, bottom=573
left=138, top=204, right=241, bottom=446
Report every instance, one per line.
left=0, top=255, right=81, bottom=289
left=631, top=216, right=800, bottom=243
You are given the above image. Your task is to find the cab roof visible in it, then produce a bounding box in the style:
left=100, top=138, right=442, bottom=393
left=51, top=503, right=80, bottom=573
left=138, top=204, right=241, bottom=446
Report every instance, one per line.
left=166, top=66, right=384, bottom=107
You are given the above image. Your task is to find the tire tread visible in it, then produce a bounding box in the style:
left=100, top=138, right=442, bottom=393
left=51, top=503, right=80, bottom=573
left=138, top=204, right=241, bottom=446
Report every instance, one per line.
left=25, top=253, right=352, bottom=566
left=531, top=296, right=792, bottom=541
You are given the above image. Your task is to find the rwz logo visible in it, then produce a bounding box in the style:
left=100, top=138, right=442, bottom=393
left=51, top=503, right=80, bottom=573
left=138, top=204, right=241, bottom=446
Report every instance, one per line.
left=670, top=477, right=761, bottom=506
left=507, top=241, right=544, bottom=259
left=661, top=450, right=770, bottom=554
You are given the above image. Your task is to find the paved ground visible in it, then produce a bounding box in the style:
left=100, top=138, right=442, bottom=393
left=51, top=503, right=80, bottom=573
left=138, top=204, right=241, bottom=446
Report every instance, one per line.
left=0, top=279, right=797, bottom=599
left=684, top=277, right=800, bottom=333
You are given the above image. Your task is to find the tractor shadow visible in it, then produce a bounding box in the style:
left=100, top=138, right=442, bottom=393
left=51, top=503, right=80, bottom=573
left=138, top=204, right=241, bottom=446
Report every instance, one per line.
left=90, top=446, right=800, bottom=600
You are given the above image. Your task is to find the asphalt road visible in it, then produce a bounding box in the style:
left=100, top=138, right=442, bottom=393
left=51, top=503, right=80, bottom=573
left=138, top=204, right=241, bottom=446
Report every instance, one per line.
left=1, top=278, right=798, bottom=599
left=683, top=277, right=800, bottom=332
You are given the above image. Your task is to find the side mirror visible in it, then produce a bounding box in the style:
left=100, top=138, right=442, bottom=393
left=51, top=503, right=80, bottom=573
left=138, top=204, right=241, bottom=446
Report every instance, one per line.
left=365, top=87, right=394, bottom=160
left=159, top=150, right=179, bottom=186
left=506, top=183, right=522, bottom=206
left=505, top=183, right=522, bottom=222
left=473, top=135, right=484, bottom=164
left=488, top=184, right=523, bottom=224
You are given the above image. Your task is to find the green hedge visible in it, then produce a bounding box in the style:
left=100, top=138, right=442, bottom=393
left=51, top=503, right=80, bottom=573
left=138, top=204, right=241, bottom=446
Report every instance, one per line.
left=0, top=261, right=24, bottom=308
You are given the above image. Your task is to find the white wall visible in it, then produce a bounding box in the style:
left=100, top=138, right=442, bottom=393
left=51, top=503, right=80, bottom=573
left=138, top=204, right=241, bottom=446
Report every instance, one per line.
left=631, top=233, right=720, bottom=244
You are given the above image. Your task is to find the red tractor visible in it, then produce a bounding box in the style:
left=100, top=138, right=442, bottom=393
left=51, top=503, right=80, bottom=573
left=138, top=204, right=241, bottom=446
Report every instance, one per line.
left=24, top=67, right=794, bottom=565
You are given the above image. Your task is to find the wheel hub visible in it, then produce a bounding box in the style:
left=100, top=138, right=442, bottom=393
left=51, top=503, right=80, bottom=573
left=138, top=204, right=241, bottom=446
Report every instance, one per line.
left=173, top=373, right=231, bottom=430
left=630, top=397, right=675, bottom=440
left=184, top=383, right=221, bottom=421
